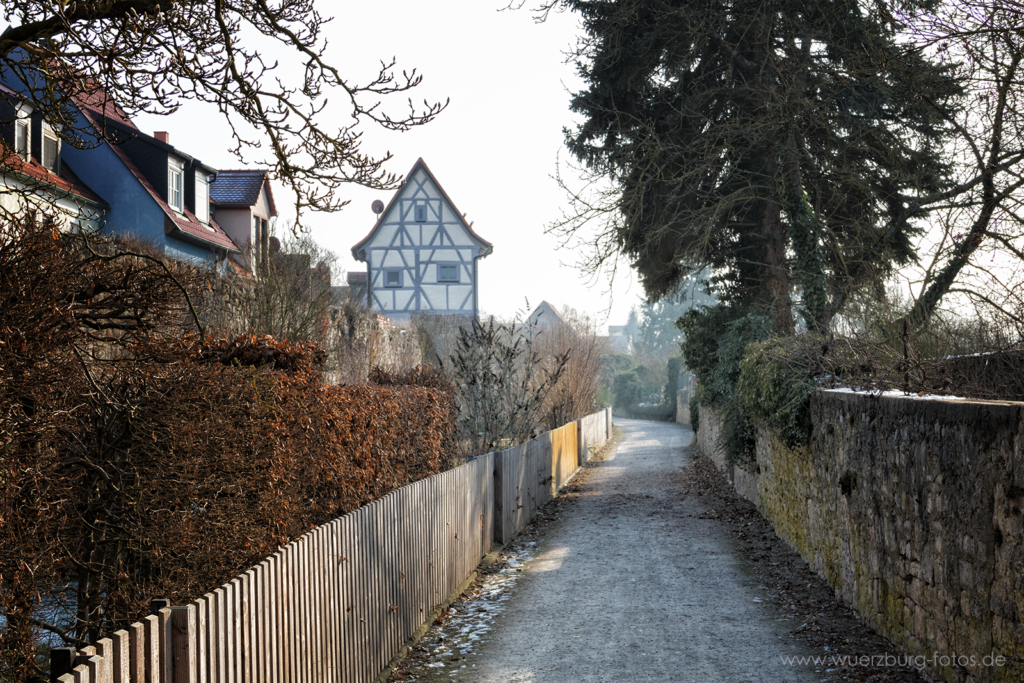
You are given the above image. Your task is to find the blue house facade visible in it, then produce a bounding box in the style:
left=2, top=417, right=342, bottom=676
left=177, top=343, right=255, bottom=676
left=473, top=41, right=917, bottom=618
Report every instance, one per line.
left=351, top=159, right=493, bottom=320
left=0, top=68, right=244, bottom=268
left=62, top=93, right=242, bottom=266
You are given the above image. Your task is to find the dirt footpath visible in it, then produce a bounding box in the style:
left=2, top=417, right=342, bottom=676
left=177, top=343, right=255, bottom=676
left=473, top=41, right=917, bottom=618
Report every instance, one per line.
left=393, top=419, right=847, bottom=682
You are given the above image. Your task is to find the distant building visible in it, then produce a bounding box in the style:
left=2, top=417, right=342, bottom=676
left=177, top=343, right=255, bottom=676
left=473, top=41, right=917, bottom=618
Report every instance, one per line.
left=351, top=158, right=493, bottom=321
left=607, top=325, right=630, bottom=354
left=525, top=301, right=569, bottom=333
left=0, top=66, right=279, bottom=276
left=330, top=272, right=368, bottom=306
left=210, top=169, right=278, bottom=275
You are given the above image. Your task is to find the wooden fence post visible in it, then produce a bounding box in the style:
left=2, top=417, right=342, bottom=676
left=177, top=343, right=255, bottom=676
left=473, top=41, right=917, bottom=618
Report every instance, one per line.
left=576, top=419, right=584, bottom=465
left=110, top=630, right=130, bottom=683
left=170, top=605, right=197, bottom=683
left=492, top=450, right=503, bottom=545
left=51, top=647, right=76, bottom=683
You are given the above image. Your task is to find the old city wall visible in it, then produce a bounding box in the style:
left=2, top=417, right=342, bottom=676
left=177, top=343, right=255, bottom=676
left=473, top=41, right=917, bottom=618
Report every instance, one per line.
left=699, top=390, right=1024, bottom=682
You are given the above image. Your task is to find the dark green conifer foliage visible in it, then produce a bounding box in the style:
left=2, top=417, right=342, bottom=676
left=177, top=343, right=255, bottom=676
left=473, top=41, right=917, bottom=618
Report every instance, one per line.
left=559, top=0, right=960, bottom=329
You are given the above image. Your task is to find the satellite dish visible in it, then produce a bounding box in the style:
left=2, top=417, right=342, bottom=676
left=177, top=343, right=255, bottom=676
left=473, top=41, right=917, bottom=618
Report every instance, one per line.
left=371, top=199, right=385, bottom=215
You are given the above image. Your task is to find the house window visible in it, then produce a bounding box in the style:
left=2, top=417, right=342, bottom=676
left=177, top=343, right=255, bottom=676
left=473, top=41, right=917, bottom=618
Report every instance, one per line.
left=41, top=129, right=59, bottom=174
left=384, top=269, right=402, bottom=287
left=168, top=158, right=184, bottom=211
left=438, top=264, right=458, bottom=282
left=195, top=172, right=209, bottom=223
left=415, top=204, right=427, bottom=222
left=15, top=120, right=28, bottom=161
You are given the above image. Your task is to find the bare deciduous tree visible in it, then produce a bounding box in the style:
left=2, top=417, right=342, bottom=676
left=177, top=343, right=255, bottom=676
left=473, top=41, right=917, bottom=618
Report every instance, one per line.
left=0, top=0, right=446, bottom=221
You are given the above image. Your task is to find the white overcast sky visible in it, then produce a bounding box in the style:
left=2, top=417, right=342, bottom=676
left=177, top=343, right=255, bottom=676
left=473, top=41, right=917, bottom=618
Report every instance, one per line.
left=131, top=0, right=645, bottom=329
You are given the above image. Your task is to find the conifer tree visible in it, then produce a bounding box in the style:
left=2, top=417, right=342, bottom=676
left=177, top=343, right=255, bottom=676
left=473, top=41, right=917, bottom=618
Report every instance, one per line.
left=551, top=0, right=960, bottom=332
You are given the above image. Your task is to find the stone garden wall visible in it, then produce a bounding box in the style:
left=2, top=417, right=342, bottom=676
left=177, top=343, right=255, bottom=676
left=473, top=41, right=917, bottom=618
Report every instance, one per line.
left=698, top=390, right=1024, bottom=682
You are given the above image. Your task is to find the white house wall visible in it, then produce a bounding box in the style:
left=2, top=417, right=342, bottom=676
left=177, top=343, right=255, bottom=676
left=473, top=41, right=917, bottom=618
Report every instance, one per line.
left=0, top=174, right=103, bottom=232
left=362, top=165, right=486, bottom=318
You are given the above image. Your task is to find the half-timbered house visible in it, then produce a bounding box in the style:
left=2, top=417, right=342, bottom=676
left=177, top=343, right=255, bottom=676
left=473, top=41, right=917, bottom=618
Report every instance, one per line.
left=351, top=158, right=493, bottom=320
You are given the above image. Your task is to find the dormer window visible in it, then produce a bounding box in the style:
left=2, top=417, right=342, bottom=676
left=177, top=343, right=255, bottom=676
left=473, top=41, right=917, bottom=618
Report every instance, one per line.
left=41, top=124, right=59, bottom=174
left=14, top=120, right=28, bottom=161
left=168, top=157, right=184, bottom=212
left=195, top=172, right=209, bottom=223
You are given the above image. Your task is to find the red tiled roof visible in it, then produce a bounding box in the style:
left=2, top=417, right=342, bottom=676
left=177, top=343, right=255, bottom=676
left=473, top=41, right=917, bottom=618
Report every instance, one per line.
left=210, top=169, right=278, bottom=216
left=73, top=85, right=137, bottom=130
left=347, top=271, right=367, bottom=284
left=351, top=158, right=493, bottom=260
left=3, top=152, right=107, bottom=207
left=227, top=255, right=256, bottom=278
left=72, top=97, right=241, bottom=254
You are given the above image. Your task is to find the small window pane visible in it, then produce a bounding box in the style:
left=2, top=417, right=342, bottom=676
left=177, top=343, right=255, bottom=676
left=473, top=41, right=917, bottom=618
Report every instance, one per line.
left=415, top=205, right=427, bottom=222
left=168, top=159, right=183, bottom=211
left=15, top=122, right=28, bottom=160
left=385, top=270, right=401, bottom=286
left=42, top=135, right=59, bottom=173
left=438, top=265, right=458, bottom=282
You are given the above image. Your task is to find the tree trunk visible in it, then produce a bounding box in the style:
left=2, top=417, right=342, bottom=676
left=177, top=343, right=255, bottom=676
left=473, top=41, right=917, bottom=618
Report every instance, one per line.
left=783, top=129, right=829, bottom=332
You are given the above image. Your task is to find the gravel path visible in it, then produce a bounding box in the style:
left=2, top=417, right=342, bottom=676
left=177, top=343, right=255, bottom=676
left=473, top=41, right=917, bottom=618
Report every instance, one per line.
left=430, top=419, right=825, bottom=682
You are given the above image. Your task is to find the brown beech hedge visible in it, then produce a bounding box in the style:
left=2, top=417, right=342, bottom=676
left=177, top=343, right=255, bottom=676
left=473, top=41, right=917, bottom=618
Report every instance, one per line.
left=0, top=218, right=455, bottom=681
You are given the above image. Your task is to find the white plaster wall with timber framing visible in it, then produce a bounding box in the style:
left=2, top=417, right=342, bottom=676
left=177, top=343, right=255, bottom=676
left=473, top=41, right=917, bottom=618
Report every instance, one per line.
left=351, top=158, right=493, bottom=320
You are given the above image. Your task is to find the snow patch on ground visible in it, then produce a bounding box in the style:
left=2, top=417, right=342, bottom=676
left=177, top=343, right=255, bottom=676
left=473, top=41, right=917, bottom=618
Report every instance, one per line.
left=394, top=538, right=537, bottom=681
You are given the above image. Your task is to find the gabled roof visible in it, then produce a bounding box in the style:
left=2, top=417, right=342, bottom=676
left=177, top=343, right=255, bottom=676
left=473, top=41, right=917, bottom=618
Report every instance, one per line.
left=72, top=96, right=240, bottom=254
left=210, top=169, right=278, bottom=216
left=3, top=152, right=107, bottom=208
left=0, top=85, right=106, bottom=207
left=73, top=85, right=137, bottom=130
left=351, top=158, right=493, bottom=261
left=526, top=301, right=569, bottom=330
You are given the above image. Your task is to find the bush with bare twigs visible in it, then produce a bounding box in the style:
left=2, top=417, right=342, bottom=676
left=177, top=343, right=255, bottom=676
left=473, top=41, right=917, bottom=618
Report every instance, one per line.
left=533, top=306, right=608, bottom=430
left=441, top=316, right=568, bottom=457
left=0, top=217, right=454, bottom=683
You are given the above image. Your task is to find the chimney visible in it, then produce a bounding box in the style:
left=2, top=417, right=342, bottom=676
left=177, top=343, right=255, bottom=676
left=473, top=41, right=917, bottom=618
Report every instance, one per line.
left=154, top=131, right=169, bottom=144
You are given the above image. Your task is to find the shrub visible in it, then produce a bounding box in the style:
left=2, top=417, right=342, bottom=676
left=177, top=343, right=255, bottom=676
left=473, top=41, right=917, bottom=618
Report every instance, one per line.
left=443, top=317, right=568, bottom=456
left=0, top=218, right=455, bottom=681
left=536, top=306, right=607, bottom=430
left=737, top=335, right=824, bottom=449
left=678, top=306, right=773, bottom=466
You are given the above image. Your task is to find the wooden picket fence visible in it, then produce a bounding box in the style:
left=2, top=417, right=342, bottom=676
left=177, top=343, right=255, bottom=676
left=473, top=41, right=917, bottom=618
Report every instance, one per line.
left=51, top=409, right=612, bottom=683
left=577, top=407, right=611, bottom=465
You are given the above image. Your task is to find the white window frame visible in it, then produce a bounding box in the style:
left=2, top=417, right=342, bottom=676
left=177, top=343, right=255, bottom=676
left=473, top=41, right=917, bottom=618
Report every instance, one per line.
left=168, top=157, right=184, bottom=212
left=194, top=171, right=210, bottom=223
left=14, top=103, right=32, bottom=162
left=41, top=122, right=60, bottom=174
left=14, top=120, right=28, bottom=161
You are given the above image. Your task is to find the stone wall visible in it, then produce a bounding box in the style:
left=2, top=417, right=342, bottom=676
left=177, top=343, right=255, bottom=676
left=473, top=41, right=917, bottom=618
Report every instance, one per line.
left=696, top=404, right=759, bottom=505
left=698, top=390, right=1024, bottom=682
left=676, top=373, right=697, bottom=425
